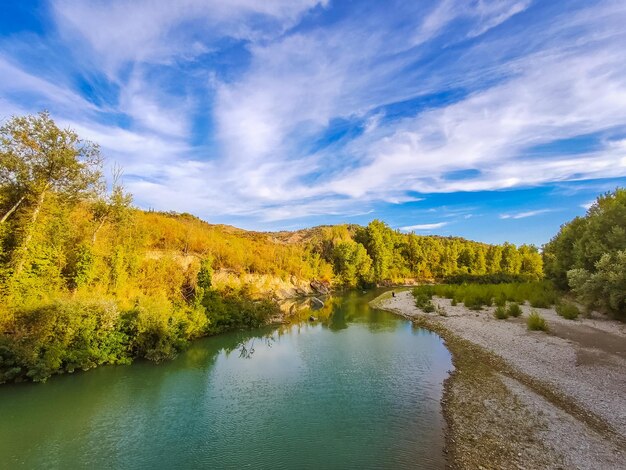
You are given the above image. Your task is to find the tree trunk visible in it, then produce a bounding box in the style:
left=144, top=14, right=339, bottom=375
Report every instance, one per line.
left=13, top=190, right=47, bottom=276
left=0, top=195, right=26, bottom=224
left=92, top=217, right=106, bottom=245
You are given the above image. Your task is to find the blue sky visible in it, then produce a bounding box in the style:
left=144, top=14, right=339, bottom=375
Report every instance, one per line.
left=1, top=0, right=626, bottom=246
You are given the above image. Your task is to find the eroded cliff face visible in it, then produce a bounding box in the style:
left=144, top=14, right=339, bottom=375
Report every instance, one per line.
left=145, top=249, right=332, bottom=301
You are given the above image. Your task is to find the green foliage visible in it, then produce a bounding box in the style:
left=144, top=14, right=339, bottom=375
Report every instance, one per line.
left=567, top=250, right=626, bottom=318
left=494, top=305, right=509, bottom=319
left=555, top=302, right=580, bottom=320
left=414, top=292, right=435, bottom=312
left=332, top=240, right=372, bottom=287
left=527, top=310, right=548, bottom=331
left=195, top=257, right=213, bottom=300
left=444, top=273, right=540, bottom=284
left=507, top=303, right=522, bottom=317
left=544, top=189, right=626, bottom=317
left=413, top=281, right=558, bottom=311
left=1, top=300, right=130, bottom=383
left=200, top=291, right=277, bottom=335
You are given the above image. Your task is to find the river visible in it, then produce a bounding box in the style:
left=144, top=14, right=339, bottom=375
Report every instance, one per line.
left=0, top=290, right=452, bottom=469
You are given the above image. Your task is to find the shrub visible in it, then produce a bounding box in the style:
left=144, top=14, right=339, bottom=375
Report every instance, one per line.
left=507, top=303, right=522, bottom=317
left=493, top=293, right=507, bottom=307
left=494, top=305, right=509, bottom=319
left=527, top=310, right=548, bottom=331
left=567, top=250, right=626, bottom=319
left=412, top=281, right=558, bottom=312
left=555, top=302, right=580, bottom=320
left=1, top=300, right=131, bottom=383
left=414, top=291, right=436, bottom=312
left=451, top=298, right=458, bottom=306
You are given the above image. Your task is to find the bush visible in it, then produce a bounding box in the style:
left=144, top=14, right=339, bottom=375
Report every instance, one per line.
left=414, top=292, right=435, bottom=312
left=555, top=302, right=580, bottom=320
left=527, top=310, right=548, bottom=331
left=0, top=289, right=278, bottom=383
left=444, top=273, right=540, bottom=284
left=1, top=300, right=131, bottom=383
left=567, top=250, right=626, bottom=319
left=494, top=305, right=509, bottom=319
left=507, top=302, right=522, bottom=317
left=493, top=293, right=507, bottom=307
left=413, top=281, right=558, bottom=312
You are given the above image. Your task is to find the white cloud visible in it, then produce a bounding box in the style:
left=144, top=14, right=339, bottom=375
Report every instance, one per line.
left=500, top=209, right=552, bottom=220
left=52, top=0, right=327, bottom=73
left=1, top=0, right=625, bottom=227
left=400, top=222, right=448, bottom=231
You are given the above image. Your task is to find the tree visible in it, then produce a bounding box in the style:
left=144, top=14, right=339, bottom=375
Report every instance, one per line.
left=361, top=220, right=394, bottom=282
left=568, top=250, right=626, bottom=318
left=91, top=166, right=133, bottom=244
left=500, top=242, right=522, bottom=275
left=0, top=112, right=102, bottom=274
left=519, top=244, right=543, bottom=278
left=486, top=245, right=503, bottom=274
left=544, top=189, right=626, bottom=288
left=332, top=241, right=372, bottom=286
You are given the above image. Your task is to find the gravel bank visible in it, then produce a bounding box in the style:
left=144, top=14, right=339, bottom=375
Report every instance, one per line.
left=377, top=290, right=626, bottom=469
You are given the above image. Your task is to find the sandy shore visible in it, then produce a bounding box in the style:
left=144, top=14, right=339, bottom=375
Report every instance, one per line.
left=376, top=290, right=626, bottom=470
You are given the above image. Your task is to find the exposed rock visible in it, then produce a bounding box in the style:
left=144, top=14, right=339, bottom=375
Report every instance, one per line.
left=310, top=279, right=330, bottom=295
left=311, top=297, right=325, bottom=309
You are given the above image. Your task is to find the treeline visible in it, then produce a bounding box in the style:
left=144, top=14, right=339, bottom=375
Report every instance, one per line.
left=543, top=189, right=626, bottom=318
left=0, top=113, right=293, bottom=382
left=0, top=112, right=543, bottom=382
left=304, top=221, right=543, bottom=288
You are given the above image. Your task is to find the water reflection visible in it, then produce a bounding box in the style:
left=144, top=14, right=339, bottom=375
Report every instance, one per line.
left=0, top=289, right=451, bottom=470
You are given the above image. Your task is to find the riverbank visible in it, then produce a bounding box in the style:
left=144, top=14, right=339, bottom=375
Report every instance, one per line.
left=375, top=290, right=626, bottom=469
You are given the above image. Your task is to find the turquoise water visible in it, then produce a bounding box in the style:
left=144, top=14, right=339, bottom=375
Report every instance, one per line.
left=0, top=290, right=452, bottom=469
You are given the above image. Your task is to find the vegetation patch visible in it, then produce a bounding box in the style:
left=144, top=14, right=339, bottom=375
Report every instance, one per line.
left=527, top=310, right=548, bottom=331
left=413, top=281, right=558, bottom=311
left=555, top=302, right=580, bottom=320
left=544, top=189, right=626, bottom=320
left=506, top=302, right=522, bottom=317
left=494, top=305, right=509, bottom=319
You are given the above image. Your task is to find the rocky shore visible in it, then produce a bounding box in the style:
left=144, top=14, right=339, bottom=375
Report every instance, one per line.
left=376, top=290, right=626, bottom=470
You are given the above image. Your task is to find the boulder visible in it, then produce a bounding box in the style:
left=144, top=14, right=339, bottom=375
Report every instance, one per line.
left=310, top=297, right=325, bottom=309
left=310, top=279, right=330, bottom=295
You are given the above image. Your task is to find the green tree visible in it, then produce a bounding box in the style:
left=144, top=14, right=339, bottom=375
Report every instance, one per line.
left=568, top=250, right=626, bottom=318
left=360, top=220, right=394, bottom=281
left=0, top=112, right=102, bottom=274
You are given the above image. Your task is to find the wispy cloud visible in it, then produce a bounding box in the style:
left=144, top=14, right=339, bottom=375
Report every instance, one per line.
left=500, top=209, right=552, bottom=220
left=0, top=0, right=625, bottom=235
left=400, top=222, right=448, bottom=231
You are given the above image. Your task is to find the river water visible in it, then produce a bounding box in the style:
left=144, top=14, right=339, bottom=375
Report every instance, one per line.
left=0, top=290, right=452, bottom=469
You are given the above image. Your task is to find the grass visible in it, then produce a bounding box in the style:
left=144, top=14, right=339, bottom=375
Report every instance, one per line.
left=527, top=310, right=548, bottom=331
left=494, top=305, right=509, bottom=319
left=555, top=302, right=580, bottom=320
left=414, top=292, right=436, bottom=312
left=412, top=281, right=558, bottom=312
left=507, top=302, right=522, bottom=317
